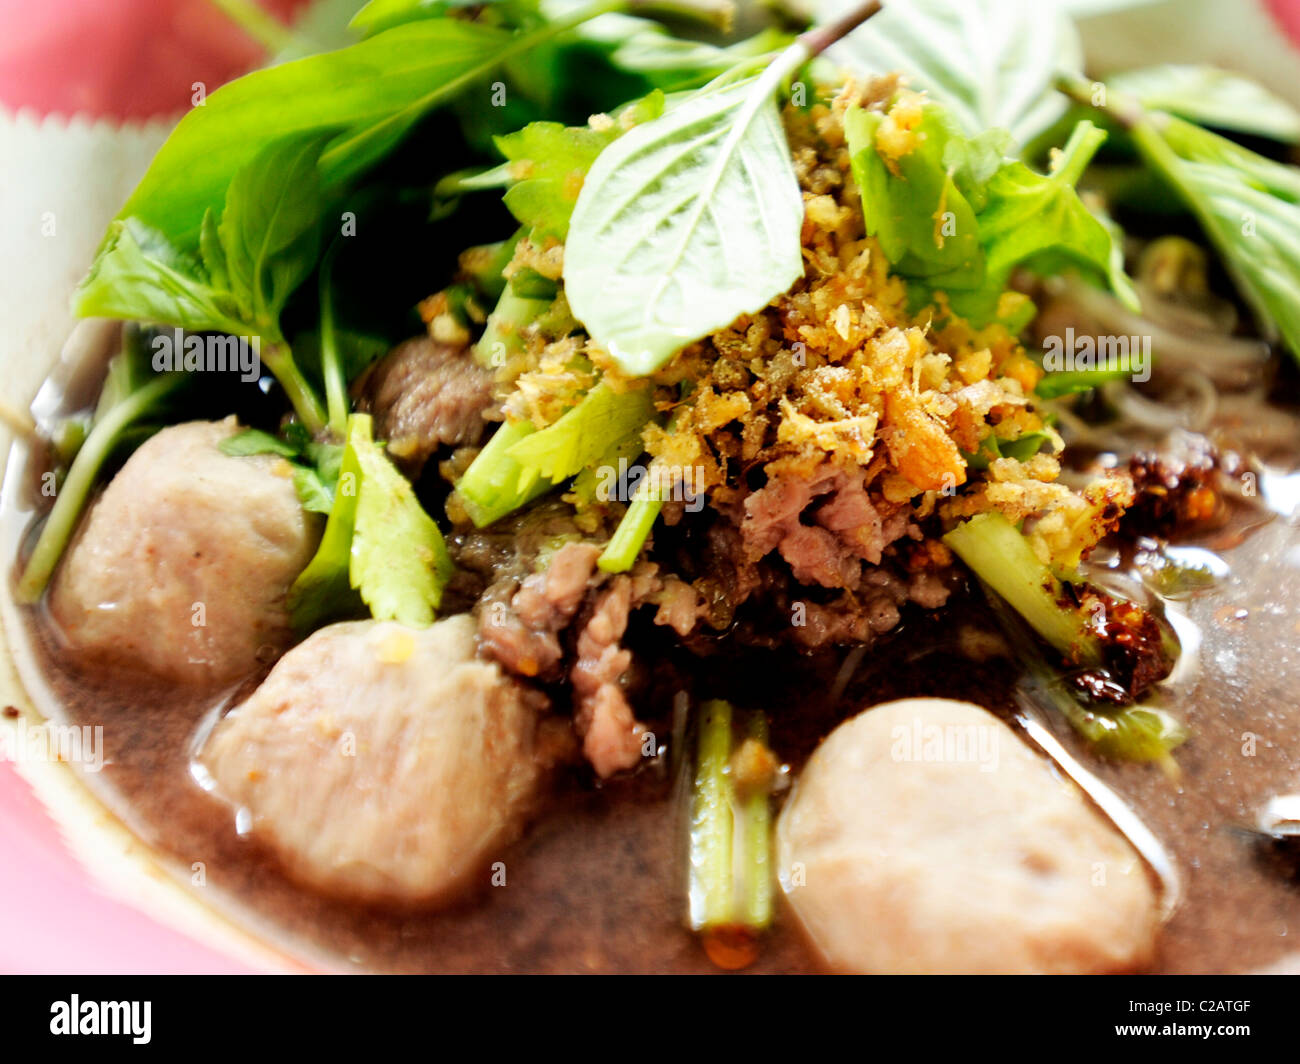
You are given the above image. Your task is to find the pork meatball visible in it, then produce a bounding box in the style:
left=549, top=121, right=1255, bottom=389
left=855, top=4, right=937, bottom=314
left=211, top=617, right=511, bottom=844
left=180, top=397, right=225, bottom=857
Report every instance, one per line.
left=49, top=418, right=319, bottom=685
left=201, top=615, right=542, bottom=904
left=776, top=698, right=1159, bottom=974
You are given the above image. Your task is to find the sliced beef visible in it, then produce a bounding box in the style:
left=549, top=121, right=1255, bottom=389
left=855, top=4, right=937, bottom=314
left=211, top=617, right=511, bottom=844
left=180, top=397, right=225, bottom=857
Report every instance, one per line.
left=571, top=576, right=647, bottom=778
left=356, top=337, right=495, bottom=473
left=740, top=463, right=915, bottom=591
left=478, top=541, right=601, bottom=681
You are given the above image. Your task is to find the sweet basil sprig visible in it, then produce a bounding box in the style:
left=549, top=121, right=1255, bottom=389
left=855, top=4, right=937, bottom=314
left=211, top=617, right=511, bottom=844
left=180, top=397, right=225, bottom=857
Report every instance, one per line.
left=563, top=0, right=885, bottom=377
left=76, top=134, right=335, bottom=432
left=1062, top=74, right=1300, bottom=362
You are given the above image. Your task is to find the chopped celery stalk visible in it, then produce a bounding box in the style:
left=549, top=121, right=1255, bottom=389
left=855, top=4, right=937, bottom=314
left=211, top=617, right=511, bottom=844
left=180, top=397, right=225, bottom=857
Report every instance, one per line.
left=473, top=285, right=551, bottom=370
left=943, top=511, right=1100, bottom=665
left=16, top=372, right=185, bottom=603
left=687, top=700, right=775, bottom=938
left=598, top=481, right=663, bottom=573
left=688, top=699, right=734, bottom=931
left=597, top=390, right=693, bottom=573
left=455, top=420, right=556, bottom=528
left=348, top=415, right=454, bottom=626
left=462, top=230, right=523, bottom=302
left=506, top=381, right=655, bottom=484
left=737, top=713, right=774, bottom=930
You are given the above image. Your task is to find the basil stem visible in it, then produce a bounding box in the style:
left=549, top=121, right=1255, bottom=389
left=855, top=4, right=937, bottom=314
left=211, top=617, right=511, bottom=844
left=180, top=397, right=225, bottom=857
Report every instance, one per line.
left=16, top=373, right=186, bottom=603
left=319, top=246, right=349, bottom=440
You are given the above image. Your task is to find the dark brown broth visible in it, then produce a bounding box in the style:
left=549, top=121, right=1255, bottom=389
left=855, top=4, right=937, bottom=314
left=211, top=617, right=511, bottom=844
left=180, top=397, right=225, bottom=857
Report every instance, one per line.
left=14, top=447, right=1300, bottom=972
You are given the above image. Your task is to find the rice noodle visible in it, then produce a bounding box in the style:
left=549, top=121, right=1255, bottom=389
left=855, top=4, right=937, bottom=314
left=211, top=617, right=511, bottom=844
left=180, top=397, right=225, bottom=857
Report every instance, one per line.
left=1101, top=372, right=1218, bottom=435
left=1040, top=276, right=1271, bottom=389
left=829, top=644, right=868, bottom=704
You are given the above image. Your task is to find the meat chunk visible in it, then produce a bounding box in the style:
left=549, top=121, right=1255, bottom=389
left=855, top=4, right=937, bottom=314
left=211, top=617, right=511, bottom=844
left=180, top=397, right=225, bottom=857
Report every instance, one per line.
left=571, top=576, right=648, bottom=778
left=357, top=337, right=495, bottom=472
left=49, top=418, right=319, bottom=685
left=776, top=698, right=1159, bottom=973
left=201, top=615, right=542, bottom=904
left=740, top=464, right=914, bottom=591
left=477, top=540, right=601, bottom=681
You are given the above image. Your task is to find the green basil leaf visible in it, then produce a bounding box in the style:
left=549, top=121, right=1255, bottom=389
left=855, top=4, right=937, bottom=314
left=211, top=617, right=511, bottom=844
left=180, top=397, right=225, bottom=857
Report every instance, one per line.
left=73, top=219, right=247, bottom=336
left=350, top=0, right=497, bottom=37
left=217, top=133, right=332, bottom=338
left=542, top=0, right=789, bottom=90
left=564, top=72, right=804, bottom=376
left=115, top=18, right=512, bottom=246
left=218, top=428, right=302, bottom=458
left=1130, top=116, right=1300, bottom=359
left=818, top=0, right=1084, bottom=147
left=1108, top=65, right=1300, bottom=143
left=601, top=23, right=789, bottom=88
left=198, top=208, right=229, bottom=292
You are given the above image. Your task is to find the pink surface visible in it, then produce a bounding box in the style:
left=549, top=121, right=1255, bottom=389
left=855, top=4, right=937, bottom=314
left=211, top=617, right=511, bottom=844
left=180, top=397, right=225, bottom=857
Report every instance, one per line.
left=1, top=0, right=1298, bottom=977
left=0, top=0, right=307, bottom=119
left=0, top=761, right=252, bottom=973
left=0, top=0, right=301, bottom=974
left=1267, top=0, right=1300, bottom=44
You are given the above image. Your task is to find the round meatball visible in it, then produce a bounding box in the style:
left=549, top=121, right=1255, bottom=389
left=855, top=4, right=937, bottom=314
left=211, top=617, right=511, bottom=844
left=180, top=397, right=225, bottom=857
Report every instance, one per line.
left=200, top=615, right=542, bottom=904
left=49, top=418, right=319, bottom=684
left=776, top=698, right=1160, bottom=974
